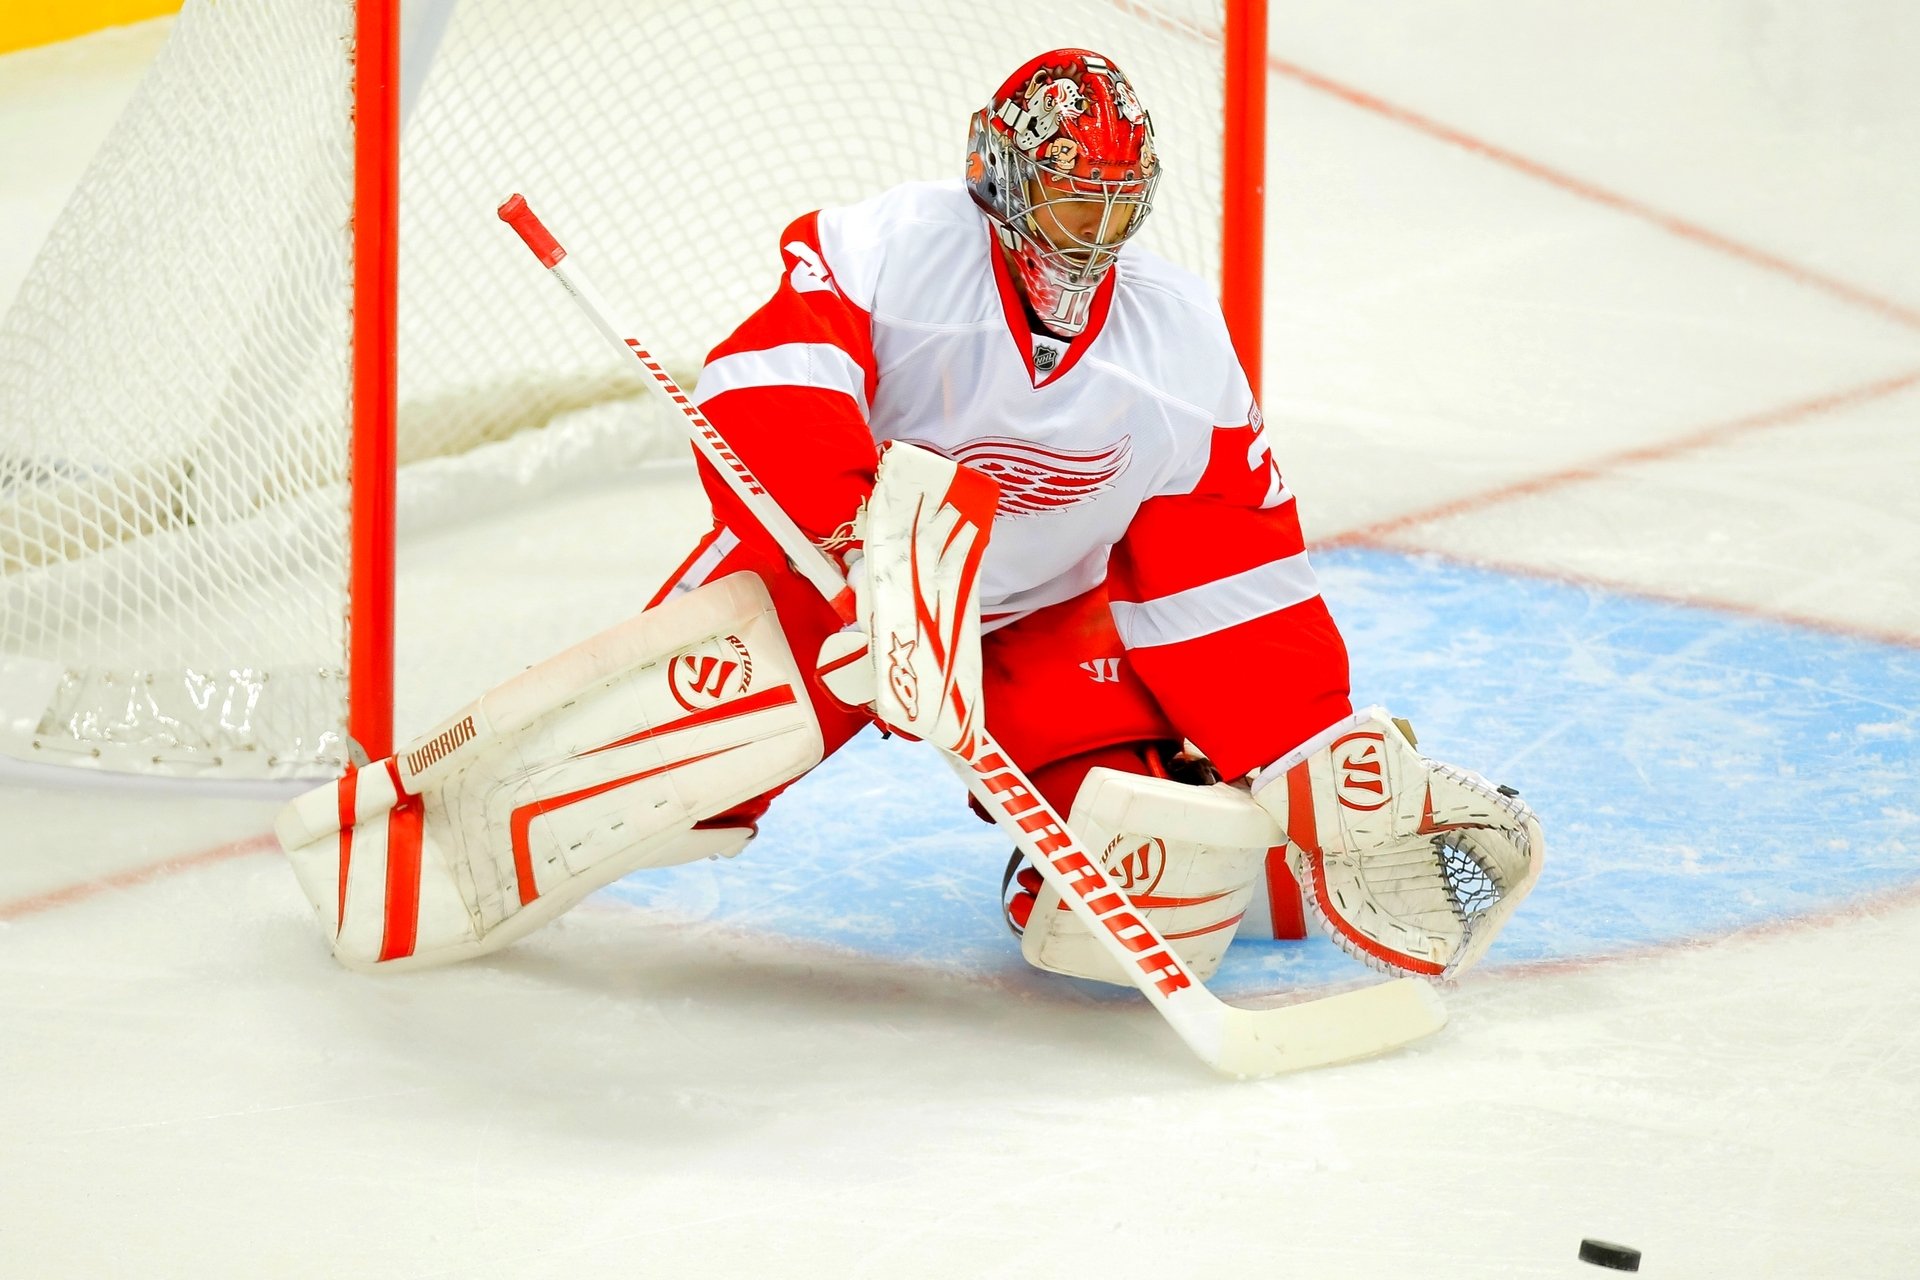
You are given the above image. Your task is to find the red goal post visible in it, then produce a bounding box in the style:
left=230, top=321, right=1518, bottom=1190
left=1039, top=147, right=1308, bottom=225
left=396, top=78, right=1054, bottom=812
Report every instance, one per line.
left=0, top=0, right=1268, bottom=783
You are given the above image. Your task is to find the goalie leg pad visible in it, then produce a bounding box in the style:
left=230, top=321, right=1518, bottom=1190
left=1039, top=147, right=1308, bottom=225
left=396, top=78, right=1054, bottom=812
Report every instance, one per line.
left=277, top=573, right=822, bottom=970
left=1015, top=767, right=1279, bottom=986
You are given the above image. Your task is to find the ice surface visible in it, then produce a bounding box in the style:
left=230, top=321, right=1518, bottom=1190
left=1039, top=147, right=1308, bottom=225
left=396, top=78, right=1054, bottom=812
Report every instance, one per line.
left=4, top=6, right=1918, bottom=1277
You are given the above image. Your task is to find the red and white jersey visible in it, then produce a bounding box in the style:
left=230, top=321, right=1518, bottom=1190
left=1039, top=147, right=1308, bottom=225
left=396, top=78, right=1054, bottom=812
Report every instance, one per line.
left=690, top=179, right=1351, bottom=777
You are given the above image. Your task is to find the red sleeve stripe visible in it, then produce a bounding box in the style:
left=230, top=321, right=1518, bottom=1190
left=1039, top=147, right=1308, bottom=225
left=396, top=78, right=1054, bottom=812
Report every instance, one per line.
left=695, top=342, right=872, bottom=418
left=1111, top=552, right=1322, bottom=648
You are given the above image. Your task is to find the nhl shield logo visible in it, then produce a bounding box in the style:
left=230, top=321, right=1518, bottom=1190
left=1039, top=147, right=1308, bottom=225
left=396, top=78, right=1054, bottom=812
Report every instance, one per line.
left=1032, top=341, right=1060, bottom=373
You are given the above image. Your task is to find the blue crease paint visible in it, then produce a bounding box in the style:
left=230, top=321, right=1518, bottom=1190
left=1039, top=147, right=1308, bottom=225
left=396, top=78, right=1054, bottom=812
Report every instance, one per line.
left=603, top=548, right=1920, bottom=999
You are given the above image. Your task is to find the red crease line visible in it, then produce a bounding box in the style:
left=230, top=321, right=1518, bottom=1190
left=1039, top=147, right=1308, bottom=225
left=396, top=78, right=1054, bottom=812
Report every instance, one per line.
left=1485, top=874, right=1920, bottom=984
left=0, top=833, right=277, bottom=923
left=1356, top=540, right=1920, bottom=650
left=1325, top=365, right=1920, bottom=549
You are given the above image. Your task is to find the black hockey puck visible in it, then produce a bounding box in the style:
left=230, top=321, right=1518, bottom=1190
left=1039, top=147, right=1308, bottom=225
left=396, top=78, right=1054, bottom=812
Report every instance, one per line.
left=1578, top=1239, right=1641, bottom=1271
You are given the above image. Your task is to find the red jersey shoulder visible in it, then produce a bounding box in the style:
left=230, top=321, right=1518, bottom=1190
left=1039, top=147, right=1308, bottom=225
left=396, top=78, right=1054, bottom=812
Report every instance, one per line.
left=1191, top=403, right=1287, bottom=509
left=776, top=211, right=841, bottom=298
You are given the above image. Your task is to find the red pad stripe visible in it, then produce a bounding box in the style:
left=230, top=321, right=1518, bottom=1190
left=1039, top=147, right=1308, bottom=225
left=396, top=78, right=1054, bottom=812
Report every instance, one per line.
left=510, top=747, right=733, bottom=907
left=1262, top=847, right=1308, bottom=940
left=1162, top=912, right=1247, bottom=942
left=816, top=644, right=868, bottom=677
left=511, top=685, right=800, bottom=905
left=1286, top=763, right=1317, bottom=857
left=584, top=685, right=798, bottom=757
left=334, top=767, right=358, bottom=936
left=1122, top=888, right=1237, bottom=911
left=1290, top=763, right=1445, bottom=977
left=378, top=798, right=425, bottom=962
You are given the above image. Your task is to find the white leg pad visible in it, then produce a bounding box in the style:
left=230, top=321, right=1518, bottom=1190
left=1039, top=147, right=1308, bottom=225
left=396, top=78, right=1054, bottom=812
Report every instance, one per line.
left=276, top=573, right=821, bottom=970
left=1020, top=768, right=1279, bottom=986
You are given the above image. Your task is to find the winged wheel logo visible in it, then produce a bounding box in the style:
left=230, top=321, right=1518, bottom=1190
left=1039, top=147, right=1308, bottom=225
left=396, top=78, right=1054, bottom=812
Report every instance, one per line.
left=906, top=436, right=1131, bottom=517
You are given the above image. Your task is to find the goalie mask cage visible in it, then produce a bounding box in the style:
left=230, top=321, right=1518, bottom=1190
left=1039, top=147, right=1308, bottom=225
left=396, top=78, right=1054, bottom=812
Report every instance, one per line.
left=0, top=0, right=1268, bottom=782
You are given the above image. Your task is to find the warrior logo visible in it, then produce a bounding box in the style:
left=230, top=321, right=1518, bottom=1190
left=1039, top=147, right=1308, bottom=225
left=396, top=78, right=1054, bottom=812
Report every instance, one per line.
left=1331, top=731, right=1391, bottom=812
left=667, top=634, right=753, bottom=711
left=1104, top=835, right=1168, bottom=897
left=1079, top=657, right=1121, bottom=683
left=909, top=435, right=1131, bottom=517
left=404, top=715, right=476, bottom=778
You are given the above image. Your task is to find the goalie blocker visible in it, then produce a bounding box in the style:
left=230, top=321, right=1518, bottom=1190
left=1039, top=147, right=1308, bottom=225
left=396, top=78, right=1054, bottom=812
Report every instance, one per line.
left=276, top=573, right=823, bottom=970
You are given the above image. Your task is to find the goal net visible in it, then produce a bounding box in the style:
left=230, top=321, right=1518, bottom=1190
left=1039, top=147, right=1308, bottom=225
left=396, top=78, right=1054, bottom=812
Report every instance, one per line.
left=0, top=0, right=1251, bottom=780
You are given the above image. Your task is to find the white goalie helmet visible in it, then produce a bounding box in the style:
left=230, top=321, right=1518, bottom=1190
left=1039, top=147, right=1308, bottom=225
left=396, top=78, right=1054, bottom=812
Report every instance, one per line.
left=966, top=48, right=1160, bottom=336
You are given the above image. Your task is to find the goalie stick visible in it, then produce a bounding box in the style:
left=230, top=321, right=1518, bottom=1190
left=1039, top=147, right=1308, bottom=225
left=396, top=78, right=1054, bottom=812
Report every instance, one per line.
left=497, top=194, right=1445, bottom=1076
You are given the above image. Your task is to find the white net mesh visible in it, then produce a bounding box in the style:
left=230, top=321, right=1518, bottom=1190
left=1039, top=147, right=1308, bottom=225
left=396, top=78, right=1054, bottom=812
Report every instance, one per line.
left=0, top=0, right=1231, bottom=780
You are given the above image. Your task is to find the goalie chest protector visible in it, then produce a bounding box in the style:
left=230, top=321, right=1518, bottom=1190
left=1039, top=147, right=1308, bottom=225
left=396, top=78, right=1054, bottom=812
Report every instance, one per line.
left=744, top=179, right=1275, bottom=631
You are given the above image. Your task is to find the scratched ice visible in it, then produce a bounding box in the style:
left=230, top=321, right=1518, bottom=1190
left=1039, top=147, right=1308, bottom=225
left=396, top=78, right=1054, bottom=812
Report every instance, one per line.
left=5, top=6, right=1920, bottom=1277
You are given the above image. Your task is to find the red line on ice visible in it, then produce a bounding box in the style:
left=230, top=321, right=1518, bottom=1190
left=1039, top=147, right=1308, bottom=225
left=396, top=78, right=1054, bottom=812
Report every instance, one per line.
left=1268, top=55, right=1920, bottom=334
left=1328, top=366, right=1920, bottom=547
left=1317, top=366, right=1920, bottom=648
left=0, top=833, right=276, bottom=922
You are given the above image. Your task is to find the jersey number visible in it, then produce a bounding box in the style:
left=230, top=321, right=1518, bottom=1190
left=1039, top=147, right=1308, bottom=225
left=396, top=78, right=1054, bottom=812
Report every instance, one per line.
left=785, top=241, right=837, bottom=296
left=1244, top=405, right=1285, bottom=509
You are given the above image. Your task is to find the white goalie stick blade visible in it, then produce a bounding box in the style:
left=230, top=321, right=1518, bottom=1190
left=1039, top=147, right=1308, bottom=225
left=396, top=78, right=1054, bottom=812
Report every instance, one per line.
left=1201, top=979, right=1447, bottom=1077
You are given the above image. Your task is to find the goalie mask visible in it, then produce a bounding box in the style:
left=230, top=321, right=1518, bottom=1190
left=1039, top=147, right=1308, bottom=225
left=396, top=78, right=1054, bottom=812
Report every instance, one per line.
left=966, top=49, right=1159, bottom=336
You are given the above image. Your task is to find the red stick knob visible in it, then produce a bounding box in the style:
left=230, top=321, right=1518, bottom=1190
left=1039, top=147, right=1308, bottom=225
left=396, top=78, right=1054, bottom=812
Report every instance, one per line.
left=497, top=193, right=566, bottom=268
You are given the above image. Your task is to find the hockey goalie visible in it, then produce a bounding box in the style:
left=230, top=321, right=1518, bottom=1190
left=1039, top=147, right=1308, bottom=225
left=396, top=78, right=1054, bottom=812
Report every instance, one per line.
left=278, top=49, right=1542, bottom=990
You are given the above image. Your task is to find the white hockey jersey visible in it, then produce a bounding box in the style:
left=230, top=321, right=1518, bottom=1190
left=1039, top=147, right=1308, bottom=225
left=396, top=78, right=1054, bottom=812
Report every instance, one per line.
left=688, top=179, right=1351, bottom=776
